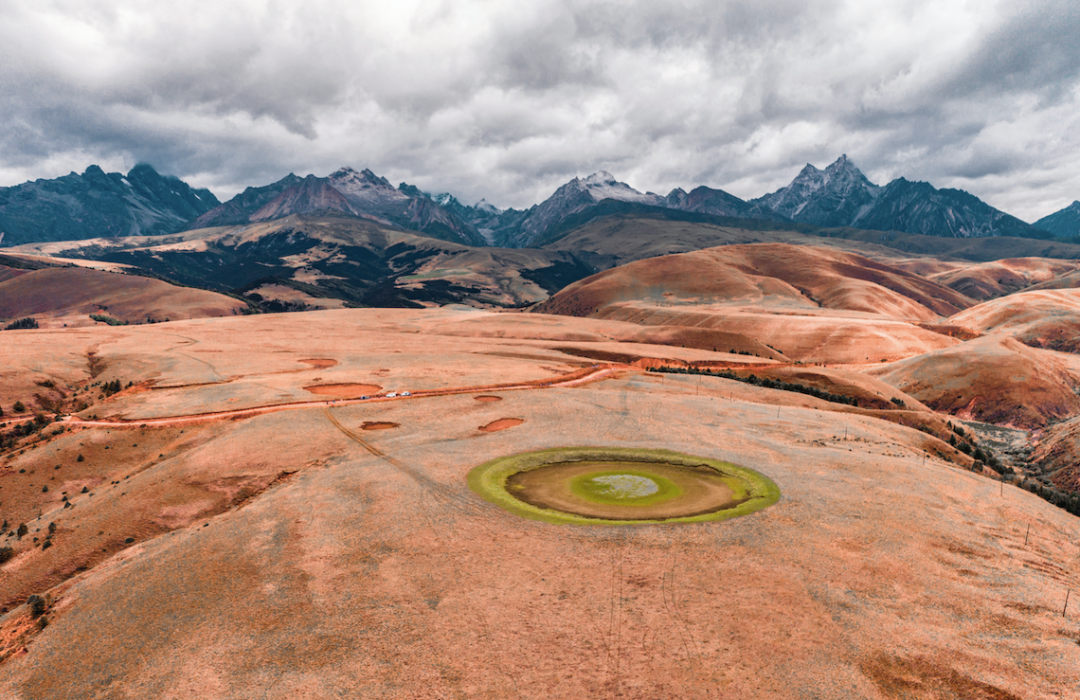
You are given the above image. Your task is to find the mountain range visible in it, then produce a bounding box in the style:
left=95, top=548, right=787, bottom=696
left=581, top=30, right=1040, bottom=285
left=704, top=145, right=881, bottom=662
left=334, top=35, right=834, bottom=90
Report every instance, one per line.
left=0, top=164, right=219, bottom=247
left=1, top=157, right=1074, bottom=249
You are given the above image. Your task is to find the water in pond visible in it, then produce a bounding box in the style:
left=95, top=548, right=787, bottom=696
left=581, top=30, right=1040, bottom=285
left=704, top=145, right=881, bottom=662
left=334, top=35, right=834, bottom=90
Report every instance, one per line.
left=587, top=474, right=660, bottom=499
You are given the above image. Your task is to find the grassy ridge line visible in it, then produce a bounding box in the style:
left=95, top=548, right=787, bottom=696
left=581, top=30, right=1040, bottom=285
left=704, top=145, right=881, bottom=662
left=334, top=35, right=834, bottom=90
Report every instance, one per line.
left=468, top=446, right=779, bottom=526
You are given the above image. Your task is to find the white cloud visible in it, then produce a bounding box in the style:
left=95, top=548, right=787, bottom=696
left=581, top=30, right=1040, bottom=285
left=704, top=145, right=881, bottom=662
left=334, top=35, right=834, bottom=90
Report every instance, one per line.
left=1, top=0, right=1078, bottom=220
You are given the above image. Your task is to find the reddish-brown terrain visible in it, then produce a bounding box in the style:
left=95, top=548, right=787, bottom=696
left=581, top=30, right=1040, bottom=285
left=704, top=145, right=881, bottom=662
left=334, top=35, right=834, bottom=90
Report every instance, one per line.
left=0, top=265, right=246, bottom=328
left=924, top=258, right=1080, bottom=300
left=2, top=239, right=1080, bottom=699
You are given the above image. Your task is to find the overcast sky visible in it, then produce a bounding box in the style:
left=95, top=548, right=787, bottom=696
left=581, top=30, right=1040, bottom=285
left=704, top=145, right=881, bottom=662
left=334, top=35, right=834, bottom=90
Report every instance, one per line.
left=1, top=0, right=1078, bottom=220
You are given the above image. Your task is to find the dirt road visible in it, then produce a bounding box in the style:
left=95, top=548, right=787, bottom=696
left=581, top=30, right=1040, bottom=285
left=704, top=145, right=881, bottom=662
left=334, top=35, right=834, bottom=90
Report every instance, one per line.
left=62, top=364, right=624, bottom=429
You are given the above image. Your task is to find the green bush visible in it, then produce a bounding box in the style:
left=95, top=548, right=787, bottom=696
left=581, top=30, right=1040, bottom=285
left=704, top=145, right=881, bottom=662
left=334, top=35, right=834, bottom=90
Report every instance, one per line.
left=90, top=313, right=127, bottom=326
left=27, top=594, right=46, bottom=617
left=4, top=317, right=38, bottom=331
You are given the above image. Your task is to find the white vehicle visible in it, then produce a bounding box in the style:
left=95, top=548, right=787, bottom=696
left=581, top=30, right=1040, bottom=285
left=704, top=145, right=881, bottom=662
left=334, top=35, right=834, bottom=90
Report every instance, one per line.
left=385, top=392, right=398, bottom=398
left=401, top=391, right=411, bottom=397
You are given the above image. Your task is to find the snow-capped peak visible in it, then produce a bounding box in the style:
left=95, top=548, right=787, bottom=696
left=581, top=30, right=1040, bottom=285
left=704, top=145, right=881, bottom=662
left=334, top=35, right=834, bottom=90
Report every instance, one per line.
left=572, top=171, right=661, bottom=205
left=582, top=171, right=618, bottom=186
left=328, top=166, right=407, bottom=204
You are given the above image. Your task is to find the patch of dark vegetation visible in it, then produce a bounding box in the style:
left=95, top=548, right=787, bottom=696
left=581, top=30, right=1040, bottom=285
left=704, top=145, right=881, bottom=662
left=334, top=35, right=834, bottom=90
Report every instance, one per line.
left=90, top=313, right=128, bottom=326
left=554, top=346, right=643, bottom=364
left=862, top=652, right=1023, bottom=700
left=518, top=256, right=597, bottom=294
left=649, top=366, right=859, bottom=406
left=1017, top=477, right=1080, bottom=516
left=3, top=317, right=38, bottom=331
left=101, top=379, right=124, bottom=397
left=0, top=412, right=53, bottom=451
left=26, top=594, right=46, bottom=617
left=241, top=293, right=311, bottom=314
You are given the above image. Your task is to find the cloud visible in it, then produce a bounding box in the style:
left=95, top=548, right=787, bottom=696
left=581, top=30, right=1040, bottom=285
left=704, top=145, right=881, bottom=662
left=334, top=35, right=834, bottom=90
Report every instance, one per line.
left=0, top=0, right=1077, bottom=221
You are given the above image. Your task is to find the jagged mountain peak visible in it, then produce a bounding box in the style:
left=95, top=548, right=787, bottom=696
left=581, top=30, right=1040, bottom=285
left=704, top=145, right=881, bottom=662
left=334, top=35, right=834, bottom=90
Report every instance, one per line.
left=581, top=170, right=618, bottom=186
left=754, top=155, right=881, bottom=225
left=1035, top=199, right=1080, bottom=238
left=1, top=164, right=220, bottom=246
left=329, top=166, right=396, bottom=192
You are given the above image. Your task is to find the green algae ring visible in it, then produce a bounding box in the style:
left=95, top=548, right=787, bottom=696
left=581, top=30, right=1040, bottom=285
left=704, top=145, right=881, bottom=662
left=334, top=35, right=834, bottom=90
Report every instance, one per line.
left=468, top=447, right=780, bottom=525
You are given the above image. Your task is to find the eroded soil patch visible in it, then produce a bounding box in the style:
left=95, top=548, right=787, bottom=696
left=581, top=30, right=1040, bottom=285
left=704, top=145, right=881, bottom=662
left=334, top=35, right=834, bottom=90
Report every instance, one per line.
left=479, top=418, right=523, bottom=432
left=299, top=358, right=339, bottom=369
left=361, top=422, right=399, bottom=431
left=305, top=383, right=382, bottom=397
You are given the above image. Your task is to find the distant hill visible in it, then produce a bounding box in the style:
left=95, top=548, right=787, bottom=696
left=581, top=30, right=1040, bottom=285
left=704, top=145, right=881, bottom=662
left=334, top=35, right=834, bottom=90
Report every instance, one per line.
left=0, top=264, right=246, bottom=328
left=8, top=216, right=597, bottom=311
left=0, top=164, right=220, bottom=247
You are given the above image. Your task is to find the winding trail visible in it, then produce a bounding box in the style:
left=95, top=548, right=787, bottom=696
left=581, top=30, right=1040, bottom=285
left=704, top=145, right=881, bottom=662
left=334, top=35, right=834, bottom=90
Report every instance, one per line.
left=61, top=364, right=625, bottom=429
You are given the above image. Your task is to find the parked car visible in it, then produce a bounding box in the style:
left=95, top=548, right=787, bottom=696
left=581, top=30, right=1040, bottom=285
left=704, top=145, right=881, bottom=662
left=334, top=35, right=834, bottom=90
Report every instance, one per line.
left=401, top=391, right=411, bottom=397
left=386, top=392, right=398, bottom=398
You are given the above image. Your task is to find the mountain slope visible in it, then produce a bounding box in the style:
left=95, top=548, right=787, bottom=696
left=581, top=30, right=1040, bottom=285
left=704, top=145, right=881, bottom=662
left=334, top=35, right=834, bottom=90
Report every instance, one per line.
left=753, top=155, right=1047, bottom=239
left=8, top=216, right=597, bottom=310
left=496, top=171, right=663, bottom=247
left=754, top=155, right=880, bottom=226
left=187, top=168, right=485, bottom=246
left=0, top=165, right=220, bottom=247
left=0, top=265, right=246, bottom=327
left=1035, top=201, right=1080, bottom=238
left=665, top=185, right=786, bottom=222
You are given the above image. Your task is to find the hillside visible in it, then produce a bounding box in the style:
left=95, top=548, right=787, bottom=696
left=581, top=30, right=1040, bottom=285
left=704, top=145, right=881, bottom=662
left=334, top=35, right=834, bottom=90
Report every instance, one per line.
left=533, top=243, right=973, bottom=363
left=0, top=266, right=247, bottom=328
left=947, top=288, right=1080, bottom=353
left=7, top=216, right=599, bottom=311
left=0, top=308, right=1076, bottom=698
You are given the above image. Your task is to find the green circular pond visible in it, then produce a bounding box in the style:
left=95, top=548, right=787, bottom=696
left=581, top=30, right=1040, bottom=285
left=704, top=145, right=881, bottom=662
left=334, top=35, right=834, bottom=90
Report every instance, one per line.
left=468, top=447, right=780, bottom=525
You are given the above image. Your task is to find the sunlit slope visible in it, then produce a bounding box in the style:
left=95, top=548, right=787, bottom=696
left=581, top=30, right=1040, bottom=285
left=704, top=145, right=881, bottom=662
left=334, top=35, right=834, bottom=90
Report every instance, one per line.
left=925, top=257, right=1080, bottom=300
left=947, top=288, right=1080, bottom=353
left=533, top=243, right=971, bottom=362
left=0, top=265, right=246, bottom=327
left=870, top=335, right=1080, bottom=429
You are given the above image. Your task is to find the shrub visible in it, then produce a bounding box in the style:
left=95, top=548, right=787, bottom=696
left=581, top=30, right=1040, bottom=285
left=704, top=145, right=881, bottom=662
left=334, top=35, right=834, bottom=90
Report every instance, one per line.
left=3, top=317, right=38, bottom=331
left=13, top=401, right=25, bottom=413
left=77, top=454, right=84, bottom=462
left=26, top=594, right=46, bottom=617
left=0, top=546, right=14, bottom=564
left=16, top=523, right=28, bottom=538
left=89, top=313, right=127, bottom=326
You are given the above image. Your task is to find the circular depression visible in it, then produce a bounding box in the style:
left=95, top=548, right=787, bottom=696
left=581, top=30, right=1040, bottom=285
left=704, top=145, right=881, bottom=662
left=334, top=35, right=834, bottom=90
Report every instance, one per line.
left=469, top=447, right=780, bottom=525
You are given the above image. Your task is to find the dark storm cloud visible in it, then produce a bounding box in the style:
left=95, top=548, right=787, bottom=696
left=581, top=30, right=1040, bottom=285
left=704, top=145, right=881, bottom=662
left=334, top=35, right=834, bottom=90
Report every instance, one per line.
left=1, top=0, right=1078, bottom=220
